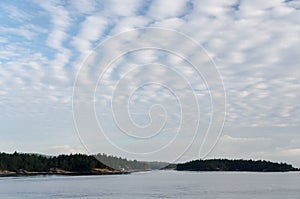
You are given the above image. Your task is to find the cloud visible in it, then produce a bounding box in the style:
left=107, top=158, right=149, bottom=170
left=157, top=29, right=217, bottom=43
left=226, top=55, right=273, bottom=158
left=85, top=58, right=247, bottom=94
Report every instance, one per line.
left=147, top=0, right=191, bottom=20
left=110, top=16, right=150, bottom=34
left=255, top=147, right=300, bottom=167
left=38, top=1, right=71, bottom=51
left=70, top=0, right=98, bottom=15
left=1, top=4, right=32, bottom=23
left=36, top=1, right=73, bottom=82
left=220, top=135, right=271, bottom=142
left=211, top=135, right=273, bottom=156
left=0, top=26, right=40, bottom=40
left=0, top=0, right=299, bottom=165
left=71, top=15, right=108, bottom=54
left=105, top=0, right=143, bottom=17
left=49, top=145, right=87, bottom=154
left=280, top=148, right=300, bottom=156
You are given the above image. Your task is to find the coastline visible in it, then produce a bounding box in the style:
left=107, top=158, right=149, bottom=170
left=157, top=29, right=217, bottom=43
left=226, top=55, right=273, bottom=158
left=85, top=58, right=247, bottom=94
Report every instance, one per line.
left=2, top=169, right=299, bottom=178
left=0, top=169, right=131, bottom=177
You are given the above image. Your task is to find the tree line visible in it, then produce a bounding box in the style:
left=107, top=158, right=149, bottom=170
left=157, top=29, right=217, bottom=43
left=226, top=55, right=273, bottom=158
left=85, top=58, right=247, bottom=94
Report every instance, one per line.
left=0, top=152, right=168, bottom=172
left=3, top=152, right=296, bottom=173
left=0, top=152, right=107, bottom=172
left=176, top=159, right=299, bottom=172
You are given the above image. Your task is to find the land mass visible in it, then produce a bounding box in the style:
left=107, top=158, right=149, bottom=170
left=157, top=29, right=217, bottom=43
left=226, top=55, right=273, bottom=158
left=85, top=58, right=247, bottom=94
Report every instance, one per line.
left=176, top=159, right=299, bottom=172
left=0, top=152, right=168, bottom=177
left=1, top=152, right=299, bottom=177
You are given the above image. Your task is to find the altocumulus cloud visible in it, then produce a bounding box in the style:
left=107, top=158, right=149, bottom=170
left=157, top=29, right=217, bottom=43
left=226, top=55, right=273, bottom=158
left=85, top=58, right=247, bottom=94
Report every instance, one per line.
left=0, top=0, right=299, bottom=166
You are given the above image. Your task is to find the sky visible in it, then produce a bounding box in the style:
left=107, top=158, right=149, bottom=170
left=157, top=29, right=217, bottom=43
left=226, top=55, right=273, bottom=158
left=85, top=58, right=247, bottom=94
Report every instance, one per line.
left=0, top=0, right=300, bottom=167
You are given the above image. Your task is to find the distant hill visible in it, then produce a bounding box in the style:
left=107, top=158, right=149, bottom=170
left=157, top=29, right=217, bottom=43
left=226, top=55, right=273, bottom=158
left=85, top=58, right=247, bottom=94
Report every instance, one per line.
left=94, top=153, right=169, bottom=170
left=2, top=152, right=298, bottom=176
left=176, top=159, right=299, bottom=172
left=0, top=152, right=108, bottom=173
left=0, top=152, right=168, bottom=176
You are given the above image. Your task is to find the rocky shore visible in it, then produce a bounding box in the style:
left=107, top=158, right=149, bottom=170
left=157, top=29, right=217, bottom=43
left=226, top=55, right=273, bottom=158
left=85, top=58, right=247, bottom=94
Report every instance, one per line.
left=0, top=168, right=131, bottom=177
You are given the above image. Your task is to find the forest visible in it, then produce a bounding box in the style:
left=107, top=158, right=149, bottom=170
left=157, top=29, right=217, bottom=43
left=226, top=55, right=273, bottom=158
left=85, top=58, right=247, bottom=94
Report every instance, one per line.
left=176, top=159, right=299, bottom=172
left=0, top=152, right=167, bottom=173
left=1, top=152, right=298, bottom=174
left=0, top=152, right=106, bottom=172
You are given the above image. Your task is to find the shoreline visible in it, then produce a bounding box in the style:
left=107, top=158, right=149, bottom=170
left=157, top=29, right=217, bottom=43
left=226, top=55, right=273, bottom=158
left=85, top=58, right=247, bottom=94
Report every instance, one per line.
left=0, top=169, right=131, bottom=177
left=2, top=169, right=299, bottom=178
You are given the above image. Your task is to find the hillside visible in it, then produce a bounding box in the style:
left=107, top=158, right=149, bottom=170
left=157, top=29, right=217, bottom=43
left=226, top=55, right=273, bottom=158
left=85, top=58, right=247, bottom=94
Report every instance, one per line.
left=0, top=152, right=168, bottom=176
left=176, top=159, right=299, bottom=172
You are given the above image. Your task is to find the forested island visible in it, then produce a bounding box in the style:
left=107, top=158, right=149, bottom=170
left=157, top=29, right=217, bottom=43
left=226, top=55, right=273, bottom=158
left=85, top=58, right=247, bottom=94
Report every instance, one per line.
left=0, top=152, right=167, bottom=177
left=176, top=159, right=299, bottom=172
left=1, top=152, right=299, bottom=177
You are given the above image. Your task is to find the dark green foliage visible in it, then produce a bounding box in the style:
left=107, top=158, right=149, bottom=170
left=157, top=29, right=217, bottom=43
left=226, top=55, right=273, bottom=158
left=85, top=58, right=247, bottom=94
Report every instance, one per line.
left=0, top=152, right=107, bottom=172
left=3, top=152, right=295, bottom=173
left=176, top=159, right=299, bottom=172
left=0, top=152, right=168, bottom=172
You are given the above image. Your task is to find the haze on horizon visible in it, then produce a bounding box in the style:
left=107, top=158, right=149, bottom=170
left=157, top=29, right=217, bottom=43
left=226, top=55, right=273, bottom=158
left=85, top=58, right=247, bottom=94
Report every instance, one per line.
left=0, top=0, right=300, bottom=167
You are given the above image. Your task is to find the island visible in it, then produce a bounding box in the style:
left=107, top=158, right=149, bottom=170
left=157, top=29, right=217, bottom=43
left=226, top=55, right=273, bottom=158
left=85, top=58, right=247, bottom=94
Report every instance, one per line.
left=1, top=152, right=299, bottom=177
left=0, top=152, right=167, bottom=177
left=176, top=159, right=299, bottom=172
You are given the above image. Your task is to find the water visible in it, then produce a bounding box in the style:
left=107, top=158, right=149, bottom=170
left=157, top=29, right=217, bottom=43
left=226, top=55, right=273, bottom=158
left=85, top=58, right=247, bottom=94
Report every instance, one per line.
left=0, top=171, right=299, bottom=199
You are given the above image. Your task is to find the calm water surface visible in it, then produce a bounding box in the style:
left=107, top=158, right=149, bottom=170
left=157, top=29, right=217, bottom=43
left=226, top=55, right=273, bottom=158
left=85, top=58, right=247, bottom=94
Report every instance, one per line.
left=0, top=170, right=299, bottom=199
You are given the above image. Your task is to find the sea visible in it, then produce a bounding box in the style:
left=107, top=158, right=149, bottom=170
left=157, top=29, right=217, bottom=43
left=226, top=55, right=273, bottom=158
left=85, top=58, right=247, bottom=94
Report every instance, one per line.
left=0, top=170, right=299, bottom=199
